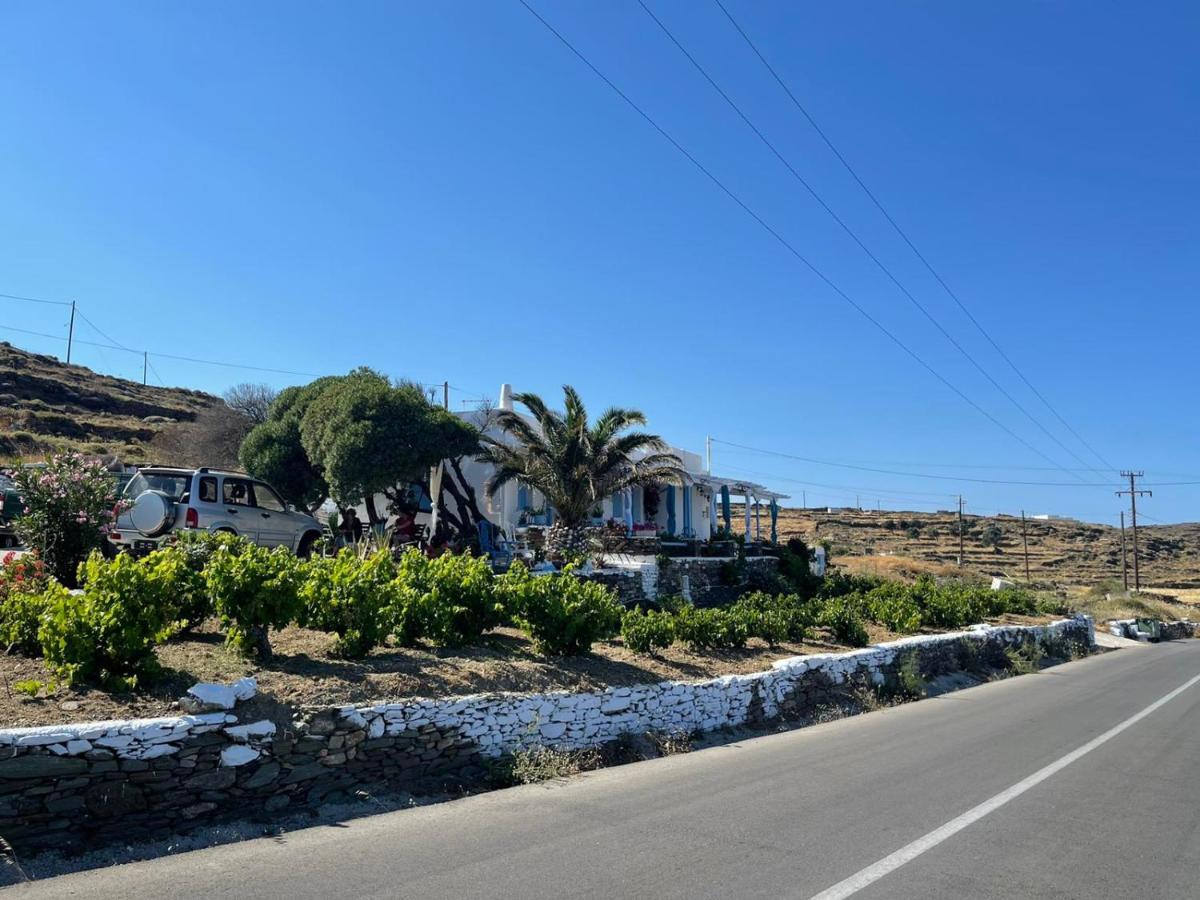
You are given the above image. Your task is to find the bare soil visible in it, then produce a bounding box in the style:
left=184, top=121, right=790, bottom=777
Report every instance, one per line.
left=0, top=614, right=1049, bottom=730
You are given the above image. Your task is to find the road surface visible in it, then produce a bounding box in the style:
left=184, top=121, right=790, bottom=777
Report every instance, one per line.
left=9, top=640, right=1200, bottom=899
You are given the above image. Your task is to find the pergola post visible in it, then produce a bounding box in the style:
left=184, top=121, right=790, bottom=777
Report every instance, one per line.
left=744, top=491, right=752, bottom=540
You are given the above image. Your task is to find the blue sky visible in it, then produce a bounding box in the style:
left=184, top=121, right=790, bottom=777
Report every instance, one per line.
left=1, top=1, right=1197, bottom=524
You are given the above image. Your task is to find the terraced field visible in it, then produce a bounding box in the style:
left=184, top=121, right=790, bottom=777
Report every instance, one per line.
left=750, top=506, right=1200, bottom=589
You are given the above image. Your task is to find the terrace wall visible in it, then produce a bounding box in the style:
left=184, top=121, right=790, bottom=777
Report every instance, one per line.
left=0, top=616, right=1093, bottom=853
left=587, top=556, right=779, bottom=607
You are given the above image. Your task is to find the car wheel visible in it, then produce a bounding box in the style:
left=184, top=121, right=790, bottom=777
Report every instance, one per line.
left=297, top=531, right=321, bottom=559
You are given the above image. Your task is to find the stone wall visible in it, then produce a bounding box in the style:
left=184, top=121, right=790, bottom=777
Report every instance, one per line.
left=0, top=616, right=1092, bottom=852
left=588, top=556, right=779, bottom=607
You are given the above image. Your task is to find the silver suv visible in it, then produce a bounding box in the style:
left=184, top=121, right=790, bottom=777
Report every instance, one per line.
left=108, top=467, right=324, bottom=557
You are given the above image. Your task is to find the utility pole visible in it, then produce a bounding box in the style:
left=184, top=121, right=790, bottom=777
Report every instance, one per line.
left=706, top=436, right=712, bottom=475
left=802, top=491, right=806, bottom=510
left=142, top=352, right=148, bottom=385
left=66, top=301, right=76, bottom=364
left=442, top=381, right=449, bottom=410
left=1116, top=471, right=1151, bottom=591
left=1119, top=511, right=1128, bottom=591
left=1020, top=510, right=1031, bottom=582
left=957, top=495, right=965, bottom=567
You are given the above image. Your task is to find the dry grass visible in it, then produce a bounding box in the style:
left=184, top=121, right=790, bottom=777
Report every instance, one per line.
left=838, top=554, right=964, bottom=582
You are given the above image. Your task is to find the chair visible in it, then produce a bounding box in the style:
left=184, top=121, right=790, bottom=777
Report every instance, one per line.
left=477, top=520, right=514, bottom=569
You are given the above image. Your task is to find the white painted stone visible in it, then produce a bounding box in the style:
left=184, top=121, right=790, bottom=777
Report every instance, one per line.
left=186, top=682, right=238, bottom=711
left=66, top=739, right=92, bottom=754
left=232, top=677, right=257, bottom=701
left=539, top=722, right=567, bottom=740
left=369, top=717, right=385, bottom=739
left=225, top=720, right=277, bottom=743
left=221, top=745, right=261, bottom=767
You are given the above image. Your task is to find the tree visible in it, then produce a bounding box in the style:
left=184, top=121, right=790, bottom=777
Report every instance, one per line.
left=298, top=369, right=478, bottom=521
left=239, top=377, right=338, bottom=511
left=476, top=385, right=685, bottom=535
left=223, top=383, right=278, bottom=424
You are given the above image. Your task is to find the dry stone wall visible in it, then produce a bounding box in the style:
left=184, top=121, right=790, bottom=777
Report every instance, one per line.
left=0, top=615, right=1093, bottom=852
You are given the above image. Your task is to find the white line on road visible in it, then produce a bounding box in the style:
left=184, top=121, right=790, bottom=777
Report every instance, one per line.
left=809, top=669, right=1200, bottom=899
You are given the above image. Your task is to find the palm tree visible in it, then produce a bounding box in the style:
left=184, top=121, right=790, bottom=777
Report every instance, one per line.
left=477, top=386, right=686, bottom=534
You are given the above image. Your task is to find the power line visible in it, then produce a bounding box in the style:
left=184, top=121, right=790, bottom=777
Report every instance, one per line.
left=711, top=437, right=1120, bottom=486
left=518, top=1, right=1080, bottom=475
left=639, top=0, right=1090, bottom=480
left=712, top=0, right=1115, bottom=474
left=0, top=291, right=72, bottom=307
left=0, top=321, right=322, bottom=379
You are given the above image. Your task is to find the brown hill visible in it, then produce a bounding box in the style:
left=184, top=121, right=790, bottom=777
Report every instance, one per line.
left=0, top=342, right=223, bottom=461
left=757, top=506, right=1200, bottom=589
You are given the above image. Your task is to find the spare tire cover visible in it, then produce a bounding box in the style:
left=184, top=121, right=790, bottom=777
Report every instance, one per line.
left=129, top=491, right=175, bottom=537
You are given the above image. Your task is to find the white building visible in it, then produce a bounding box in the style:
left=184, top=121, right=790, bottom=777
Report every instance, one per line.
left=445, top=384, right=788, bottom=544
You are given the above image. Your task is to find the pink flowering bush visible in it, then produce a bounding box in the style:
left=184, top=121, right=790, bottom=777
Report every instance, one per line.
left=9, top=453, right=122, bottom=586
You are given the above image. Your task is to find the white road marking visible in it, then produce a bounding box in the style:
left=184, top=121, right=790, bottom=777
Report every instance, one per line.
left=809, top=670, right=1200, bottom=899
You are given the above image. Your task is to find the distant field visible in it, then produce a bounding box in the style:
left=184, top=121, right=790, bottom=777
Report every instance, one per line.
left=736, top=504, right=1200, bottom=590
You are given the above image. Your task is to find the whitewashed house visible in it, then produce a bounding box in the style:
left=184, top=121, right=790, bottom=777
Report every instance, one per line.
left=437, top=384, right=788, bottom=545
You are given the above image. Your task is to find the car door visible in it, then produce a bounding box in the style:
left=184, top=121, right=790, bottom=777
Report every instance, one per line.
left=219, top=477, right=258, bottom=543
left=249, top=482, right=292, bottom=548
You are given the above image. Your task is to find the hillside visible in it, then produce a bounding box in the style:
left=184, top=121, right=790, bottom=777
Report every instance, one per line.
left=0, top=342, right=223, bottom=461
left=756, top=506, right=1200, bottom=589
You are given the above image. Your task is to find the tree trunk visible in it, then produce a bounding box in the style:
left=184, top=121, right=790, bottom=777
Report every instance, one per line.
left=364, top=494, right=381, bottom=525
left=250, top=625, right=273, bottom=659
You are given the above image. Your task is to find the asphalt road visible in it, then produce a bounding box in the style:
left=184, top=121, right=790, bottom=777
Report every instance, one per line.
left=10, top=640, right=1200, bottom=899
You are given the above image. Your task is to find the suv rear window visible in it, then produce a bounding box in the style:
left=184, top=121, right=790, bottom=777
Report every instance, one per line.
left=125, top=472, right=190, bottom=500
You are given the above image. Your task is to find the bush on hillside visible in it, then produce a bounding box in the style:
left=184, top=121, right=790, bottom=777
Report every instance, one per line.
left=392, top=549, right=503, bottom=647
left=819, top=595, right=870, bottom=648
left=620, top=607, right=675, bottom=654
left=672, top=605, right=749, bottom=651
left=498, top=563, right=622, bottom=656
left=731, top=590, right=813, bottom=646
left=204, top=544, right=304, bottom=657
left=39, top=552, right=178, bottom=688
left=863, top=581, right=923, bottom=634
left=301, top=548, right=401, bottom=657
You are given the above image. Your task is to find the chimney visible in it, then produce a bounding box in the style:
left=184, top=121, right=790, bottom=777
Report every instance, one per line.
left=498, top=383, right=513, bottom=411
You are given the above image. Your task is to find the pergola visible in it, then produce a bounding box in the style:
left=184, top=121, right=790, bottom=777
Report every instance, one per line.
left=690, top=473, right=789, bottom=543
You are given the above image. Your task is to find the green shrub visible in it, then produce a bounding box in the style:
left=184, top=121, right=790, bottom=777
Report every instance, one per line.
left=140, top=545, right=210, bottom=631
left=391, top=549, right=503, bottom=647
left=301, top=549, right=401, bottom=657
left=0, top=551, right=53, bottom=655
left=672, top=606, right=749, bottom=651
left=39, top=553, right=178, bottom=687
left=819, top=595, right=870, bottom=647
left=732, top=590, right=812, bottom=645
left=621, top=607, right=674, bottom=654
left=10, top=453, right=121, bottom=586
left=818, top=571, right=882, bottom=600
left=864, top=582, right=923, bottom=633
left=204, top=544, right=304, bottom=657
left=498, top=563, right=622, bottom=655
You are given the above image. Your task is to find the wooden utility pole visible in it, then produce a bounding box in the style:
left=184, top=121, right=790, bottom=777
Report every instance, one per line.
left=1020, top=510, right=1031, bottom=582
left=1119, top=510, right=1128, bottom=591
left=442, top=381, right=449, bottom=410
left=66, top=301, right=76, bottom=364
left=142, top=351, right=148, bottom=385
left=957, top=495, right=964, bottom=567
left=1116, top=472, right=1151, bottom=591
